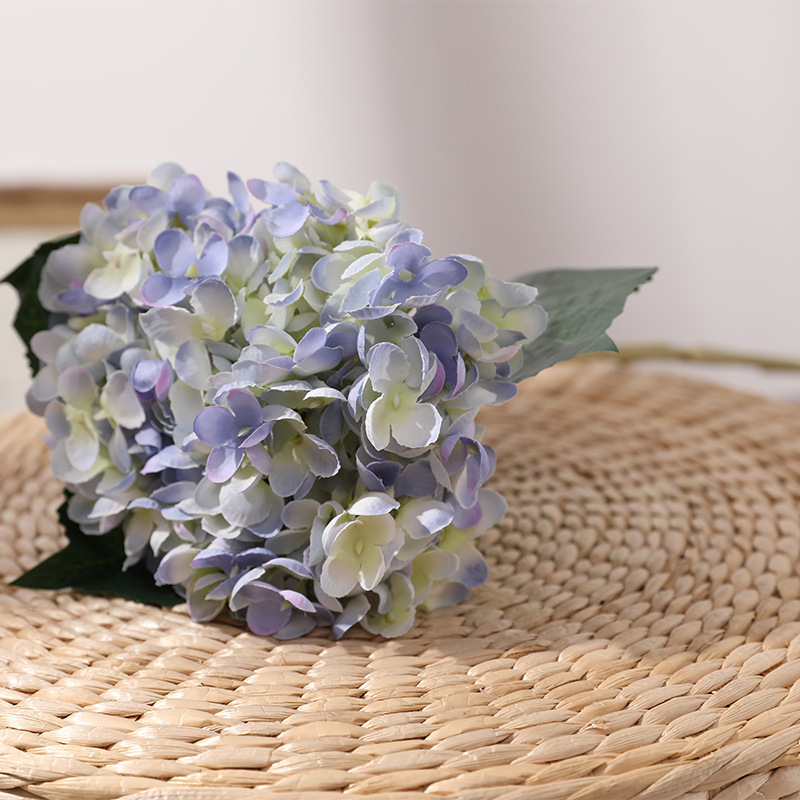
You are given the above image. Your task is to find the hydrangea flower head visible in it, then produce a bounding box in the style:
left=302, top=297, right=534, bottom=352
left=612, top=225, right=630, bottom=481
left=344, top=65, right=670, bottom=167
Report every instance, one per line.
left=26, top=163, right=547, bottom=638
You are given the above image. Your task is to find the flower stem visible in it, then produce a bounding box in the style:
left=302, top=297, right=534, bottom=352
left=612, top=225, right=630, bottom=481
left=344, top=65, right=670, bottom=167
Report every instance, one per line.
left=588, top=344, right=800, bottom=373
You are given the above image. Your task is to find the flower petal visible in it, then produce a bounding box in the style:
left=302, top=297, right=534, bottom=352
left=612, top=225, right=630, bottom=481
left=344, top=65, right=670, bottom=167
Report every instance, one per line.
left=194, top=406, right=239, bottom=446
left=101, top=371, right=145, bottom=429
left=154, top=228, right=196, bottom=276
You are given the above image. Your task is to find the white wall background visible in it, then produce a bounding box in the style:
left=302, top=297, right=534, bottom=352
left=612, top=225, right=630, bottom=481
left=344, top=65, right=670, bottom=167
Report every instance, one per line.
left=2, top=0, right=800, bottom=414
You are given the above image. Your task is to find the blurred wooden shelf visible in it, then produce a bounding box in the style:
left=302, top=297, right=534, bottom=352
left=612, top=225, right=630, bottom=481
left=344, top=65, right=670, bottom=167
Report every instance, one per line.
left=0, top=186, right=116, bottom=227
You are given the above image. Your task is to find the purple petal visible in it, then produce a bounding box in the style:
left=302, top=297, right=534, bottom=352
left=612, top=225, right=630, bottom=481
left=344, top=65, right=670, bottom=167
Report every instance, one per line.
left=357, top=456, right=401, bottom=493
left=227, top=389, right=262, bottom=430
left=190, top=549, right=233, bottom=570
left=247, top=594, right=292, bottom=636
left=273, top=612, right=318, bottom=640
left=413, top=305, right=453, bottom=328
left=194, top=406, right=240, bottom=446
left=395, top=461, right=437, bottom=497
left=457, top=548, right=489, bottom=587
left=386, top=241, right=430, bottom=273
left=420, top=360, right=446, bottom=400
left=319, top=402, right=343, bottom=443
left=236, top=547, right=276, bottom=568
left=418, top=258, right=469, bottom=289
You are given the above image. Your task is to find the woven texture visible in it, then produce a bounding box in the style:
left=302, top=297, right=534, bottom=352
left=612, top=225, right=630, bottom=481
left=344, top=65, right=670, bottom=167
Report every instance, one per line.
left=3, top=362, right=800, bottom=800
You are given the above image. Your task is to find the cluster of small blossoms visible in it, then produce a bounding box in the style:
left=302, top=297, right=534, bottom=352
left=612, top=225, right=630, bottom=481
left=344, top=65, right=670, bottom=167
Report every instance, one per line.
left=27, top=163, right=547, bottom=638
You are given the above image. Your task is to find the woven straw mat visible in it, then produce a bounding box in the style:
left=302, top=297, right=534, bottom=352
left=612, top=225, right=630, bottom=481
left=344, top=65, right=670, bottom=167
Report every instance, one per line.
left=3, top=362, right=800, bottom=800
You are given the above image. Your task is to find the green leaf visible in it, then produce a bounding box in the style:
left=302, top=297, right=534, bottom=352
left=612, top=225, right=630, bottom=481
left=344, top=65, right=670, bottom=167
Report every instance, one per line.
left=514, top=267, right=656, bottom=382
left=2, top=233, right=80, bottom=373
left=12, top=492, right=183, bottom=608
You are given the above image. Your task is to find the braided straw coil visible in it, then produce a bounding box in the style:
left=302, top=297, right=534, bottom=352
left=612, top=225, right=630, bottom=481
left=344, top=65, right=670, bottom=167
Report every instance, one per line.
left=3, top=362, right=800, bottom=800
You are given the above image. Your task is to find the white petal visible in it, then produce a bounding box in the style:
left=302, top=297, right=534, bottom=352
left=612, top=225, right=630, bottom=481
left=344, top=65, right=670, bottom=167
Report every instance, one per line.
left=175, top=339, right=213, bottom=390
left=320, top=553, right=359, bottom=597
left=389, top=402, right=441, bottom=449
left=349, top=492, right=399, bottom=516
left=102, top=371, right=145, bottom=429
left=140, top=307, right=203, bottom=346
left=191, top=279, right=237, bottom=340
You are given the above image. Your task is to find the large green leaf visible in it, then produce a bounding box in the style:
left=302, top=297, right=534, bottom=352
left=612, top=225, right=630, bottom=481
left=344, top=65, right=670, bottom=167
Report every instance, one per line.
left=12, top=492, right=184, bottom=608
left=514, top=267, right=656, bottom=382
left=2, top=233, right=80, bottom=373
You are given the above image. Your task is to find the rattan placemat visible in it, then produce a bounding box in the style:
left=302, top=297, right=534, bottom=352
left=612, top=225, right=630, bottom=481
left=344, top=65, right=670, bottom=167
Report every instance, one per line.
left=3, top=362, right=800, bottom=800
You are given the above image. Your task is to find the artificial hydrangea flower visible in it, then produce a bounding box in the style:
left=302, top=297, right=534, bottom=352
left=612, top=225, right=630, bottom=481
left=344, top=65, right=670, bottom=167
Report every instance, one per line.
left=28, top=162, right=547, bottom=639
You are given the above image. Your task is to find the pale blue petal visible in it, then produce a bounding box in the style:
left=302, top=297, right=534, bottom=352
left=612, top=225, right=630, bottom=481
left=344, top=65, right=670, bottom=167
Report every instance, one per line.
left=220, top=479, right=278, bottom=527
left=154, top=228, right=196, bottom=276
left=398, top=499, right=454, bottom=539
left=269, top=451, right=310, bottom=498
left=72, top=324, right=125, bottom=364
left=332, top=595, right=370, bottom=640
left=264, top=282, right=304, bottom=308
left=140, top=273, right=192, bottom=307
left=341, top=269, right=382, bottom=314
left=170, top=173, right=205, bottom=218
left=154, top=544, right=197, bottom=585
left=197, top=233, right=229, bottom=277
left=228, top=172, right=249, bottom=214
left=272, top=612, right=318, bottom=640
left=130, top=185, right=169, bottom=216
left=57, top=366, right=97, bottom=410
left=422, top=580, right=470, bottom=611
left=142, top=445, right=197, bottom=473
left=247, top=178, right=296, bottom=205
